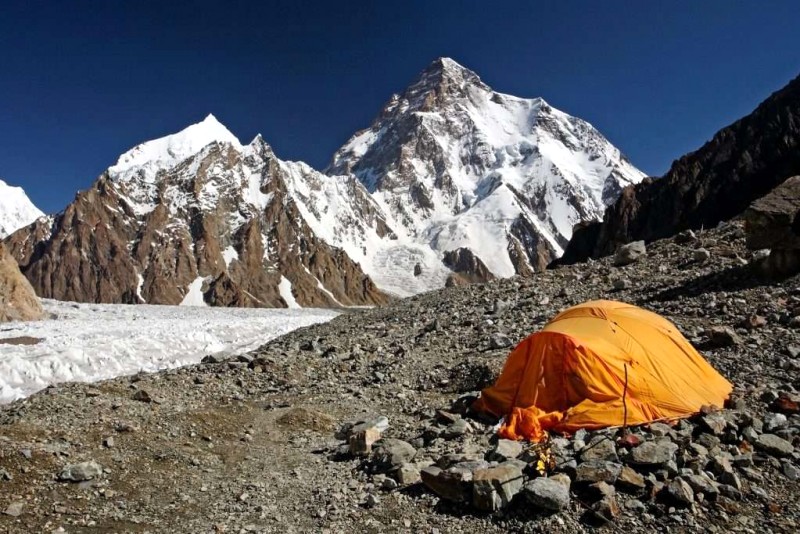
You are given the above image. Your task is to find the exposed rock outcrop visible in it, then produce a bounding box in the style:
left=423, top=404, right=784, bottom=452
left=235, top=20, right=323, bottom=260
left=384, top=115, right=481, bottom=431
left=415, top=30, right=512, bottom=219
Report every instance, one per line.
left=0, top=243, right=44, bottom=322
left=745, top=175, right=800, bottom=276
left=442, top=248, right=495, bottom=287
left=557, top=72, right=800, bottom=265
left=4, top=118, right=388, bottom=308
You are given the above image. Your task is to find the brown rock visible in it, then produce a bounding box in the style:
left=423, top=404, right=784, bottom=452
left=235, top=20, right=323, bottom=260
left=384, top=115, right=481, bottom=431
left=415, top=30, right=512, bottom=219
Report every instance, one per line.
left=771, top=392, right=800, bottom=415
left=472, top=461, right=525, bottom=511
left=442, top=248, right=495, bottom=286
left=745, top=175, right=800, bottom=250
left=0, top=243, right=44, bottom=322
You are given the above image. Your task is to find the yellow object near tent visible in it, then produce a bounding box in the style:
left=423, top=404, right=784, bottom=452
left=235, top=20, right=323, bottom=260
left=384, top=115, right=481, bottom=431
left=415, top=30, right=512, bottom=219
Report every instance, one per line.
left=472, top=300, right=732, bottom=442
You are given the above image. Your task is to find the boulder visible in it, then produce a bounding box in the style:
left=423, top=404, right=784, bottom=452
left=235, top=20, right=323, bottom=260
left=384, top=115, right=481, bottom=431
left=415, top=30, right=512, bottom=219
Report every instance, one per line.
left=745, top=176, right=800, bottom=276
left=627, top=441, right=678, bottom=467
left=614, top=241, right=646, bottom=266
left=575, top=460, right=622, bottom=484
left=0, top=243, right=44, bottom=322
left=421, top=460, right=487, bottom=503
left=579, top=436, right=619, bottom=462
left=616, top=465, right=646, bottom=493
left=523, top=474, right=571, bottom=512
left=745, top=175, right=800, bottom=250
left=663, top=477, right=694, bottom=506
left=755, top=434, right=795, bottom=457
left=487, top=439, right=523, bottom=462
left=58, top=461, right=103, bottom=482
left=472, top=461, right=525, bottom=511
left=371, top=439, right=416, bottom=471
left=685, top=473, right=719, bottom=500
left=706, top=327, right=742, bottom=348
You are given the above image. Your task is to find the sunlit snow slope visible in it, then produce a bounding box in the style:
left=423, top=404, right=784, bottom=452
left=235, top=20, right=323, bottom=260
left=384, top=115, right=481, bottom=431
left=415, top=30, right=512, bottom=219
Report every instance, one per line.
left=0, top=179, right=44, bottom=238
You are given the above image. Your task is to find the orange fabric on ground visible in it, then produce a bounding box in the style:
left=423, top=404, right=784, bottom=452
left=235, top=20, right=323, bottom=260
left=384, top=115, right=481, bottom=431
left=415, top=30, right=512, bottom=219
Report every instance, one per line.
left=473, top=300, right=732, bottom=441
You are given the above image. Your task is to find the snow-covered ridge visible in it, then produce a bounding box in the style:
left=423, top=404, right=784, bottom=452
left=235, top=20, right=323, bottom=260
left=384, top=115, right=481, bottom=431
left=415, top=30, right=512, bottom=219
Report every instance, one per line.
left=326, top=57, right=646, bottom=294
left=108, top=114, right=242, bottom=182
left=35, top=57, right=645, bottom=302
left=0, top=178, right=44, bottom=238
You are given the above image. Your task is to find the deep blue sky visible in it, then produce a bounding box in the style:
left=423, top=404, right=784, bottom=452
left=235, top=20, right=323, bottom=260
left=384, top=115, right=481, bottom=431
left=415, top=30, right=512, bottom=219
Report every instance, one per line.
left=2, top=1, right=799, bottom=214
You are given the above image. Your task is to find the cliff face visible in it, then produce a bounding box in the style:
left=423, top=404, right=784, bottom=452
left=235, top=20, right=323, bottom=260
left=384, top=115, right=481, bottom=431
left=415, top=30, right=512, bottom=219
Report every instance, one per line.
left=0, top=242, right=44, bottom=322
left=557, top=73, right=800, bottom=265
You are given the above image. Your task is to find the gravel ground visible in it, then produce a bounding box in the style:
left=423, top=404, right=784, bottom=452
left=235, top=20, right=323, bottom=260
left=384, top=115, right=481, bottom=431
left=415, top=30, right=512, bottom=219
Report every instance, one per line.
left=0, top=221, right=798, bottom=533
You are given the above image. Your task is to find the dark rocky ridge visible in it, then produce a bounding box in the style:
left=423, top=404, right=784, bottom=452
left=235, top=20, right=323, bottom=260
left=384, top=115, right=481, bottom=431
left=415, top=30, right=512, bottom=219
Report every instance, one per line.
left=557, top=72, right=800, bottom=265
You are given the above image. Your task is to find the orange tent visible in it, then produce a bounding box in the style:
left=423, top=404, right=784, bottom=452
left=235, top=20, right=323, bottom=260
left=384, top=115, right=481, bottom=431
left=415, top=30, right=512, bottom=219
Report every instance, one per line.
left=473, top=300, right=732, bottom=442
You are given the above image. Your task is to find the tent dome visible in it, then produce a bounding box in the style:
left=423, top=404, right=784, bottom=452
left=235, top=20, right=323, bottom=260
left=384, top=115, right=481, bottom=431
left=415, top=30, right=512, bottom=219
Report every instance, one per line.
left=473, top=300, right=732, bottom=441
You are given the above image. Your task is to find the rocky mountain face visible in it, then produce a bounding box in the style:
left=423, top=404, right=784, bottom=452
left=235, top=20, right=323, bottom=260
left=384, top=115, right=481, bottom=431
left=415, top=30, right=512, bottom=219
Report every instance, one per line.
left=327, top=57, right=645, bottom=295
left=557, top=73, right=800, bottom=265
left=0, top=179, right=43, bottom=238
left=3, top=116, right=387, bottom=307
left=0, top=242, right=43, bottom=322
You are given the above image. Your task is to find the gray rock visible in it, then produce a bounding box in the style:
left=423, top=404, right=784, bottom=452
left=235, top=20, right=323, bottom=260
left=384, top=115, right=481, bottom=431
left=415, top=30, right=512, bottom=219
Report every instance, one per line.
left=755, top=433, right=795, bottom=457
left=395, top=463, right=421, bottom=485
left=742, top=426, right=759, bottom=442
left=58, top=461, right=103, bottom=482
left=3, top=501, right=23, bottom=517
left=685, top=474, right=719, bottom=500
left=594, top=493, right=621, bottom=520
left=693, top=248, right=711, bottom=262
left=523, top=474, right=571, bottom=511
left=627, top=441, right=678, bottom=467
left=489, top=333, right=513, bottom=350
left=575, top=460, right=622, bottom=484
left=782, top=461, right=800, bottom=481
left=708, top=456, right=734, bottom=478
left=664, top=478, right=694, bottom=506
left=472, top=461, right=525, bottom=511
left=371, top=439, right=416, bottom=471
left=674, top=230, right=698, bottom=244
left=487, top=439, right=523, bottom=462
left=612, top=278, right=630, bottom=290
left=132, top=389, right=152, bottom=403
left=614, top=241, right=646, bottom=266
left=421, top=461, right=487, bottom=503
left=764, top=412, right=788, bottom=432
left=701, top=412, right=729, bottom=435
left=719, top=483, right=743, bottom=500
left=616, top=465, right=646, bottom=492
left=580, top=435, right=619, bottom=462
left=441, top=418, right=471, bottom=439
left=648, top=422, right=675, bottom=438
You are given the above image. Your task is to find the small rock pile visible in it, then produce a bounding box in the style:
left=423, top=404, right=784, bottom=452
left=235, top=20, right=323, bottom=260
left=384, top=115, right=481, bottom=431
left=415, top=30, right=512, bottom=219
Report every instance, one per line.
left=333, top=388, right=800, bottom=528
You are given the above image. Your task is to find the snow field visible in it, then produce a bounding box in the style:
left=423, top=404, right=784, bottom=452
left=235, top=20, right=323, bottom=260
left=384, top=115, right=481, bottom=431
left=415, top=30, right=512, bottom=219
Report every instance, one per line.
left=0, top=299, right=338, bottom=403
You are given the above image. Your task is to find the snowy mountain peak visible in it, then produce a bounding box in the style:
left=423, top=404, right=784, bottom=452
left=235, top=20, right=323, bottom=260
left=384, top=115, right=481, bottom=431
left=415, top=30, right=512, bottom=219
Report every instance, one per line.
left=402, top=57, right=489, bottom=109
left=0, top=178, right=44, bottom=238
left=108, top=114, right=242, bottom=181
left=326, top=59, right=646, bottom=296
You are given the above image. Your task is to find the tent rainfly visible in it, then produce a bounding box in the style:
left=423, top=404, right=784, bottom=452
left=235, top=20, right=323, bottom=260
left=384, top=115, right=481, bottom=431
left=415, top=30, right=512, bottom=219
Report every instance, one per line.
left=473, top=300, right=732, bottom=442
